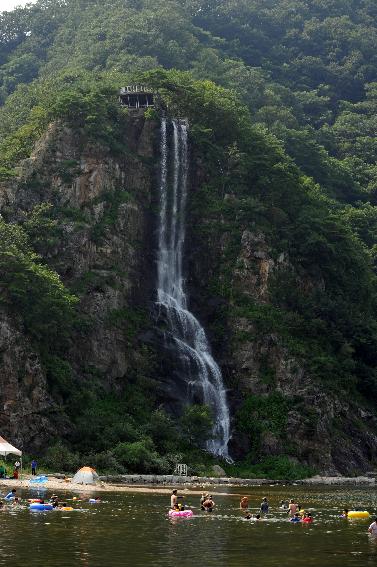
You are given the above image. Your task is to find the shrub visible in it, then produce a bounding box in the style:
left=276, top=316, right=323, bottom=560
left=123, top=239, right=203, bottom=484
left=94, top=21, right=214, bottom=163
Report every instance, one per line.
left=180, top=404, right=213, bottom=446
left=113, top=438, right=166, bottom=473
left=42, top=442, right=80, bottom=472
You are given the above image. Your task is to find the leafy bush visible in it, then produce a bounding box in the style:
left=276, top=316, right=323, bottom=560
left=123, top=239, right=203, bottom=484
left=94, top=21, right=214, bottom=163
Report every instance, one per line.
left=42, top=442, right=80, bottom=473
left=113, top=438, right=166, bottom=473
left=226, top=456, right=314, bottom=481
left=180, top=404, right=213, bottom=447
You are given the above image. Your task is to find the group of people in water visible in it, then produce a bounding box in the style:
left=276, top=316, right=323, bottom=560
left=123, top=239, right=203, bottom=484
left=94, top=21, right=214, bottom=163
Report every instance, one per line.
left=239, top=496, right=313, bottom=523
left=170, top=490, right=314, bottom=521
left=170, top=491, right=377, bottom=533
left=0, top=487, right=101, bottom=510
left=170, top=489, right=216, bottom=513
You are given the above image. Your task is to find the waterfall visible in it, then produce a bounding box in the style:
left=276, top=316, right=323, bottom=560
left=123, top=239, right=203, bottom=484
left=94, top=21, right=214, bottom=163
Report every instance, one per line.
left=156, top=117, right=231, bottom=459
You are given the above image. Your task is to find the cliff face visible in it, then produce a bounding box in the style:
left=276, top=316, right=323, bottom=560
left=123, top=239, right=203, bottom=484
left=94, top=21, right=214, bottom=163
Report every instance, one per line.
left=188, top=183, right=377, bottom=474
left=0, top=113, right=159, bottom=451
left=1, top=113, right=377, bottom=475
left=227, top=229, right=377, bottom=474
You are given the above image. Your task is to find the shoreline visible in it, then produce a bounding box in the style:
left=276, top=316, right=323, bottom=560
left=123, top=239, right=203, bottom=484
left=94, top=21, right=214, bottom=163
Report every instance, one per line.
left=0, top=473, right=375, bottom=495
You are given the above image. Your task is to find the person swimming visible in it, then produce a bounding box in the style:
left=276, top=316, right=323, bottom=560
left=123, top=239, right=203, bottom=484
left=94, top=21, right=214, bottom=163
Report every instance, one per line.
left=245, top=513, right=261, bottom=520
left=4, top=489, right=16, bottom=500
left=341, top=508, right=349, bottom=518
left=303, top=512, right=313, bottom=523
left=290, top=513, right=302, bottom=523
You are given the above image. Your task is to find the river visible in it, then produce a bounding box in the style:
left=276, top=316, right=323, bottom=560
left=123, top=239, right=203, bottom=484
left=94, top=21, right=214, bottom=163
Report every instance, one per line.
left=1, top=484, right=377, bottom=566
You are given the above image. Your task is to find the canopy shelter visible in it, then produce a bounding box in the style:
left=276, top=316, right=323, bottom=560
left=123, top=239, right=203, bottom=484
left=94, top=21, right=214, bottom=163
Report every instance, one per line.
left=72, top=466, right=99, bottom=485
left=0, top=436, right=22, bottom=456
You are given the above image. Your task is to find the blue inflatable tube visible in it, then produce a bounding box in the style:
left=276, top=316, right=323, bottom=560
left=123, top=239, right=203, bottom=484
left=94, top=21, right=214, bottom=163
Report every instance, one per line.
left=30, top=503, right=53, bottom=511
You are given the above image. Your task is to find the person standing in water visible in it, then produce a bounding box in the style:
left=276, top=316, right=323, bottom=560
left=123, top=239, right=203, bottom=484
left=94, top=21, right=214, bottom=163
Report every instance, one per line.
left=202, top=495, right=215, bottom=512
left=171, top=489, right=178, bottom=509
left=240, top=496, right=249, bottom=510
left=260, top=497, right=269, bottom=515
left=200, top=493, right=208, bottom=510
left=288, top=499, right=298, bottom=516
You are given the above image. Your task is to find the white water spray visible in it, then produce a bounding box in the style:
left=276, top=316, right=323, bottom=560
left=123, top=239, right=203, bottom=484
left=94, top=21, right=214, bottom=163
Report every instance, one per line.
left=156, top=117, right=231, bottom=459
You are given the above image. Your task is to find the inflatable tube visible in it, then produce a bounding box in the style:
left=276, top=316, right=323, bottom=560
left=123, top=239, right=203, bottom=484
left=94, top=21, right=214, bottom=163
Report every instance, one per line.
left=348, top=511, right=370, bottom=519
left=168, top=509, right=193, bottom=518
left=29, top=503, right=53, bottom=511
left=58, top=507, right=74, bottom=511
left=89, top=499, right=99, bottom=503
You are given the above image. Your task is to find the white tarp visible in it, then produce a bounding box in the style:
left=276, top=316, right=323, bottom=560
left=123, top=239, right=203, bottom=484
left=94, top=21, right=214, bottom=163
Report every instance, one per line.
left=0, top=436, right=22, bottom=456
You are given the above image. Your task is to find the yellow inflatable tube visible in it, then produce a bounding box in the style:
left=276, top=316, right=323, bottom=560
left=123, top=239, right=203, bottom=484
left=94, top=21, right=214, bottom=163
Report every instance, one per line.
left=348, top=511, right=370, bottom=519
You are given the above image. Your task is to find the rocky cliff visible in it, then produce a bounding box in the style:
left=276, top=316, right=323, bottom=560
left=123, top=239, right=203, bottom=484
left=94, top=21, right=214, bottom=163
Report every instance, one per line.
left=1, top=109, right=377, bottom=476
left=0, top=112, right=159, bottom=452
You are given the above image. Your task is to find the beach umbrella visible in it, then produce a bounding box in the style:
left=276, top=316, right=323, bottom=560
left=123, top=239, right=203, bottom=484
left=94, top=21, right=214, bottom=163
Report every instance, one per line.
left=72, top=466, right=99, bottom=485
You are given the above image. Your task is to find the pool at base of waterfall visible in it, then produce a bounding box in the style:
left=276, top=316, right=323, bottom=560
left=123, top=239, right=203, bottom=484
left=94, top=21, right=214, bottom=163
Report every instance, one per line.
left=1, top=485, right=376, bottom=566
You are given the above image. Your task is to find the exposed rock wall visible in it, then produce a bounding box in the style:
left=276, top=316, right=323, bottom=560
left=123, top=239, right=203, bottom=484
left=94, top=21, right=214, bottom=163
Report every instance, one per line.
left=187, top=182, right=377, bottom=474
left=0, top=113, right=159, bottom=450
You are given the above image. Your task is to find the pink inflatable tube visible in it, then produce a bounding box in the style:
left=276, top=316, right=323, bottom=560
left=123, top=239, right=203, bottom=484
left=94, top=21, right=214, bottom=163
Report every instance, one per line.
left=168, top=509, right=193, bottom=518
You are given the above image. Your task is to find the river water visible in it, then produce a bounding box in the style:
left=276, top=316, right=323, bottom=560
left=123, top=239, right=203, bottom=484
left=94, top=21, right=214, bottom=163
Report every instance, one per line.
left=1, top=485, right=377, bottom=566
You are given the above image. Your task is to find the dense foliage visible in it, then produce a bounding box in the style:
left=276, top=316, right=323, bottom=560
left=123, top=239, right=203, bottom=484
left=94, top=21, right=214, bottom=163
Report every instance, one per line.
left=1, top=0, right=377, bottom=476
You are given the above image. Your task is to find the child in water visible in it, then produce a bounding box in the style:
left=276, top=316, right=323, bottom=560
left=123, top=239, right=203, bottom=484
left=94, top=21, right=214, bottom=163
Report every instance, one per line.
left=290, top=513, right=302, bottom=523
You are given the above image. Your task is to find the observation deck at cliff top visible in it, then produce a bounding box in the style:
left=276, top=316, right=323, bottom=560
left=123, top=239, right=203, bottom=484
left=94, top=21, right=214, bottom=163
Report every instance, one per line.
left=119, top=85, right=154, bottom=109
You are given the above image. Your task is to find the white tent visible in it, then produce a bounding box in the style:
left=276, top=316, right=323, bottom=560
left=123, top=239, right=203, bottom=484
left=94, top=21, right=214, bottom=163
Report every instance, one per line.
left=0, top=436, right=22, bottom=457
left=72, top=466, right=99, bottom=485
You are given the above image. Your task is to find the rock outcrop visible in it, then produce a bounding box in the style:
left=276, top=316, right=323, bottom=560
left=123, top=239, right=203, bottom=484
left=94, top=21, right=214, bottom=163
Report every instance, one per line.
left=0, top=113, right=158, bottom=450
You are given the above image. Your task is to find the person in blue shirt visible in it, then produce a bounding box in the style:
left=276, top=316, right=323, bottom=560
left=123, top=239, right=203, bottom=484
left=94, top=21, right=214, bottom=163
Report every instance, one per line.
left=31, top=460, right=37, bottom=476
left=260, top=497, right=269, bottom=515
left=5, top=489, right=16, bottom=500
left=290, top=513, right=302, bottom=523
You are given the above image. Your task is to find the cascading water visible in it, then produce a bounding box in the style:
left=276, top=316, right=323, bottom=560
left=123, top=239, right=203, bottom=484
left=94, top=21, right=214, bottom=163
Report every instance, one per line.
left=156, top=117, right=231, bottom=459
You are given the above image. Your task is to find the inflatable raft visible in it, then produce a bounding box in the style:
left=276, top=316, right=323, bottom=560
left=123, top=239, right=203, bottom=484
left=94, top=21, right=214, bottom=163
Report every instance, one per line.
left=29, top=503, right=53, bottom=511
left=168, top=509, right=193, bottom=518
left=348, top=511, right=370, bottom=519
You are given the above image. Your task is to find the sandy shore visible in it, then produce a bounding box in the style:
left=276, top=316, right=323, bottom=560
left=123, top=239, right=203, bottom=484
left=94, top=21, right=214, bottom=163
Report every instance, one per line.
left=0, top=477, right=241, bottom=497
left=1, top=474, right=374, bottom=496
